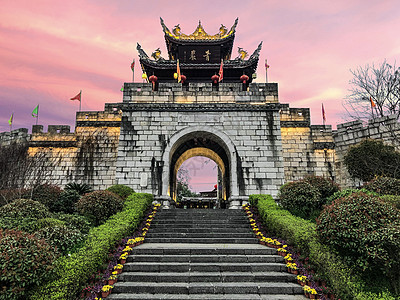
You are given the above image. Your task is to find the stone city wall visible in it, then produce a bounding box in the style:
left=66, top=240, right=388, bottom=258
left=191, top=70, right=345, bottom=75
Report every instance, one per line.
left=333, top=114, right=400, bottom=187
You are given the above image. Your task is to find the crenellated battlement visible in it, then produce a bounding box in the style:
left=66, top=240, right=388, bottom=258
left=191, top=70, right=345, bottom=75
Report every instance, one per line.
left=122, top=83, right=279, bottom=104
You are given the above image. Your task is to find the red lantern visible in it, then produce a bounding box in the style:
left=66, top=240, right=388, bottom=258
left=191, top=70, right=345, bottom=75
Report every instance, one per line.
left=149, top=75, right=158, bottom=90
left=211, top=75, right=219, bottom=84
left=240, top=74, right=249, bottom=84
left=214, top=184, right=217, bottom=190
left=180, top=74, right=187, bottom=83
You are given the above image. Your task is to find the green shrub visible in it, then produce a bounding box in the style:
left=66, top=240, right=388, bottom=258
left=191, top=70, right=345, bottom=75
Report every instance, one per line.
left=75, top=190, right=124, bottom=225
left=363, top=177, right=400, bottom=195
left=317, top=193, right=400, bottom=293
left=34, top=225, right=86, bottom=255
left=0, top=229, right=58, bottom=300
left=30, top=193, right=153, bottom=300
left=325, top=188, right=378, bottom=206
left=380, top=195, right=400, bottom=210
left=251, top=194, right=398, bottom=299
left=64, top=182, right=93, bottom=195
left=344, top=139, right=400, bottom=181
left=34, top=217, right=66, bottom=231
left=53, top=213, right=92, bottom=234
left=106, top=184, right=135, bottom=199
left=303, top=175, right=339, bottom=200
left=278, top=180, right=322, bottom=219
left=30, top=184, right=62, bottom=211
left=0, top=198, right=51, bottom=220
left=51, top=190, right=81, bottom=213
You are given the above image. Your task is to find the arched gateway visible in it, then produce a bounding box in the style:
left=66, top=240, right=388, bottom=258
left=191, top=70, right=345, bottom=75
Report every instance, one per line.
left=161, top=126, right=238, bottom=203
left=115, top=18, right=285, bottom=208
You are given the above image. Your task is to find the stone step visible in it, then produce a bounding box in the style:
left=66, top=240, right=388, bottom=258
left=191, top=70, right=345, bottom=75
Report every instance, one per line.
left=131, top=246, right=277, bottom=256
left=118, top=271, right=295, bottom=283
left=111, top=281, right=303, bottom=295
left=151, top=220, right=248, bottom=224
left=144, top=238, right=258, bottom=244
left=108, top=293, right=306, bottom=300
left=149, top=224, right=250, bottom=229
left=146, top=233, right=255, bottom=239
left=127, top=254, right=283, bottom=263
left=148, top=227, right=251, bottom=233
left=122, top=262, right=286, bottom=273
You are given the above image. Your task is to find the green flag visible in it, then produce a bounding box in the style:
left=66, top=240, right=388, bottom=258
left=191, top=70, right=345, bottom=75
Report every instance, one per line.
left=32, top=105, right=39, bottom=117
left=8, top=113, right=13, bottom=125
left=120, top=86, right=124, bottom=92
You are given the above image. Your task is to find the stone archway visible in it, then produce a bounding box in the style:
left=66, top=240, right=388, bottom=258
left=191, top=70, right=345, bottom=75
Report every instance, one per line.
left=161, top=126, right=239, bottom=207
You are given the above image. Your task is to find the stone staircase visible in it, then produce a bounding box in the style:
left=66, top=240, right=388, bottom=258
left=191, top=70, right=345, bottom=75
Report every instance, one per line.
left=108, top=209, right=304, bottom=299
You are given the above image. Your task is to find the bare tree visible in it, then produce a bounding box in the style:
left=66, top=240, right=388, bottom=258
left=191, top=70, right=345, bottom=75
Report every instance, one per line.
left=0, top=142, right=60, bottom=204
left=344, top=60, right=400, bottom=121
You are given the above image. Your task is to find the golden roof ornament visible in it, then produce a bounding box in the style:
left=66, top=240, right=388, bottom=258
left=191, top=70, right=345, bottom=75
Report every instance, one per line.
left=160, top=17, right=238, bottom=41
left=237, top=47, right=249, bottom=60
left=151, top=48, right=162, bottom=60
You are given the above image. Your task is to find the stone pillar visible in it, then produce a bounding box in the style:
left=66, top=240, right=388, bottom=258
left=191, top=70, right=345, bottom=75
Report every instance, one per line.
left=228, top=196, right=248, bottom=209
left=155, top=195, right=174, bottom=209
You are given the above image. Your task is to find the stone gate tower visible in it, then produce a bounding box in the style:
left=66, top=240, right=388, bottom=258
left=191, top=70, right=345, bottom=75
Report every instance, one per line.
left=117, top=18, right=284, bottom=208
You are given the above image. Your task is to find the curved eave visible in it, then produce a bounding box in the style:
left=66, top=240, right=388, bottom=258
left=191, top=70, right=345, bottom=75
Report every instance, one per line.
left=164, top=32, right=236, bottom=45
left=139, top=58, right=259, bottom=70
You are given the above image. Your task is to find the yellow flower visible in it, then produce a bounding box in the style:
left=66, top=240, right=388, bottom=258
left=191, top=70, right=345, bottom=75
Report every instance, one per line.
left=101, top=285, right=113, bottom=292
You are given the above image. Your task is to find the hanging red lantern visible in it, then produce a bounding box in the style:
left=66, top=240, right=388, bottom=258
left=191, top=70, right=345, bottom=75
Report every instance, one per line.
left=180, top=74, right=187, bottom=83
left=149, top=75, right=158, bottom=90
left=211, top=74, right=219, bottom=84
left=240, top=74, right=249, bottom=84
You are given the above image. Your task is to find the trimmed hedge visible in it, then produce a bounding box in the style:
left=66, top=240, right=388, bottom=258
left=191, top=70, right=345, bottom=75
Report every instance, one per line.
left=106, top=184, right=135, bottom=199
left=363, top=177, right=400, bottom=196
left=29, top=193, right=153, bottom=300
left=251, top=194, right=397, bottom=300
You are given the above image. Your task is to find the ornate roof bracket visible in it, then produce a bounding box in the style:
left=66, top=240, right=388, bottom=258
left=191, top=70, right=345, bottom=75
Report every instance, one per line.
left=136, top=43, right=149, bottom=59
left=249, top=42, right=263, bottom=61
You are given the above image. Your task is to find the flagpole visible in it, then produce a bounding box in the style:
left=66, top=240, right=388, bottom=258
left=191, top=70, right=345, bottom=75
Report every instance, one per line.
left=9, top=113, right=13, bottom=132
left=36, top=105, right=39, bottom=125
left=132, top=59, right=135, bottom=82
left=79, top=90, right=82, bottom=112
left=265, top=59, right=268, bottom=83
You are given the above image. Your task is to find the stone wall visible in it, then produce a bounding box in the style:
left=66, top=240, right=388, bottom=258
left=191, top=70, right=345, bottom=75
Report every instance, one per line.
left=280, top=104, right=335, bottom=182
left=333, top=114, right=400, bottom=187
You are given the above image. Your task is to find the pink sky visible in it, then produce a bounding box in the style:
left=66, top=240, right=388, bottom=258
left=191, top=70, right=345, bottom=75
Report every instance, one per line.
left=1, top=1, right=400, bottom=132
left=1, top=1, right=400, bottom=189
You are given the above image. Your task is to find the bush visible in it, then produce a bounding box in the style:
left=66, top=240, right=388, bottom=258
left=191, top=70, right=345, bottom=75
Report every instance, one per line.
left=30, top=193, right=153, bottom=300
left=325, top=188, right=378, bottom=206
left=0, top=198, right=51, bottom=220
left=278, top=180, right=322, bottom=219
left=303, top=175, right=339, bottom=200
left=106, top=184, right=135, bottom=199
left=65, top=182, right=93, bottom=195
left=0, top=229, right=58, bottom=300
left=30, top=184, right=62, bottom=211
left=76, top=191, right=124, bottom=225
left=34, top=225, right=86, bottom=255
left=53, top=213, right=93, bottom=234
left=51, top=190, right=81, bottom=214
left=317, top=193, right=400, bottom=292
left=380, top=195, right=400, bottom=210
left=34, top=217, right=66, bottom=231
left=251, top=194, right=397, bottom=300
left=344, top=139, right=400, bottom=181
left=363, top=177, right=400, bottom=196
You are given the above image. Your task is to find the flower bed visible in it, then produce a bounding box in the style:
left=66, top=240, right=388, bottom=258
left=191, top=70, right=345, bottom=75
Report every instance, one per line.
left=248, top=194, right=398, bottom=300
left=29, top=193, right=153, bottom=300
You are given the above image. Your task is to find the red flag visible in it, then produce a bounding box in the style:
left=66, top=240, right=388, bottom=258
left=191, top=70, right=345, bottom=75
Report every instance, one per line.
left=370, top=96, right=376, bottom=108
left=70, top=91, right=81, bottom=101
left=177, top=59, right=181, bottom=83
left=218, top=59, right=223, bottom=82
left=322, top=103, right=326, bottom=122
left=265, top=59, right=270, bottom=69
left=131, top=59, right=135, bottom=71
